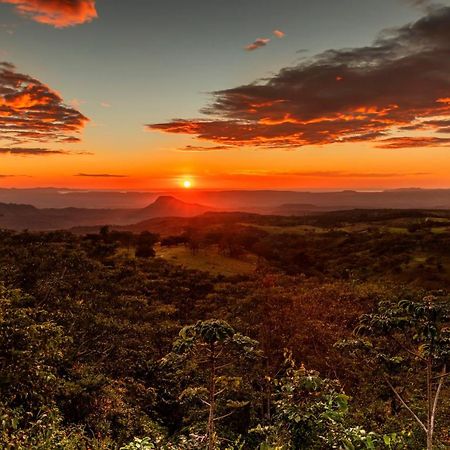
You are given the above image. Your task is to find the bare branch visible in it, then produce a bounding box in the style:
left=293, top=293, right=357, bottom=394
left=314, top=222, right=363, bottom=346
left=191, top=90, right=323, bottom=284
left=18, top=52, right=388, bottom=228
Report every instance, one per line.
left=384, top=376, right=427, bottom=433
left=214, top=387, right=227, bottom=397
left=432, top=372, right=450, bottom=380
left=430, top=365, right=446, bottom=438
left=214, top=410, right=235, bottom=422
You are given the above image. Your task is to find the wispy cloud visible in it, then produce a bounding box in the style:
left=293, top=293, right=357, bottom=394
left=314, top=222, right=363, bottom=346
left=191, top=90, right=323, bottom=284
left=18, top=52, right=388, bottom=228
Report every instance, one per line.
left=0, top=23, right=16, bottom=35
left=245, top=38, right=270, bottom=51
left=0, top=0, right=97, bottom=27
left=149, top=7, right=450, bottom=150
left=179, top=144, right=235, bottom=151
left=0, top=147, right=81, bottom=156
left=232, top=170, right=430, bottom=178
left=273, top=29, right=285, bottom=38
left=75, top=173, right=129, bottom=178
left=376, top=136, right=450, bottom=148
left=69, top=98, right=86, bottom=108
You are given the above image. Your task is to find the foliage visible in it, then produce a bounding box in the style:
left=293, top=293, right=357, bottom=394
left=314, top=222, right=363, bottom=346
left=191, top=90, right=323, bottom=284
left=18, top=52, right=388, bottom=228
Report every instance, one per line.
left=0, top=224, right=448, bottom=448
left=340, top=294, right=450, bottom=449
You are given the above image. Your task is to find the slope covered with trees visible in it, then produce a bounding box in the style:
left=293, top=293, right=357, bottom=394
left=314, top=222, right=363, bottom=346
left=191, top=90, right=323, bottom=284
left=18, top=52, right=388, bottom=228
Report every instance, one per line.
left=0, top=220, right=448, bottom=449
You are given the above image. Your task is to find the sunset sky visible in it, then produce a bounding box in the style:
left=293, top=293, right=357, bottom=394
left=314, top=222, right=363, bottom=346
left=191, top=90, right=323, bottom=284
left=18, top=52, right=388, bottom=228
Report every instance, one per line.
left=1, top=0, right=450, bottom=190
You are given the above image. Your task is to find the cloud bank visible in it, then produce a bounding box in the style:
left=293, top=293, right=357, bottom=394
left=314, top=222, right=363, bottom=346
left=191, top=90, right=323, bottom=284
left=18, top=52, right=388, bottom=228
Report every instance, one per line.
left=0, top=62, right=88, bottom=148
left=149, top=7, right=450, bottom=149
left=0, top=0, right=97, bottom=27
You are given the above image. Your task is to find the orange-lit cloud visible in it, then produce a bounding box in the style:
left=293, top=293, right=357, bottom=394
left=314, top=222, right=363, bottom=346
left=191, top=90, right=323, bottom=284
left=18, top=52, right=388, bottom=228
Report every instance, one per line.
left=149, top=7, right=450, bottom=149
left=0, top=0, right=97, bottom=27
left=245, top=38, right=270, bottom=51
left=0, top=62, right=88, bottom=148
left=273, top=29, right=285, bottom=38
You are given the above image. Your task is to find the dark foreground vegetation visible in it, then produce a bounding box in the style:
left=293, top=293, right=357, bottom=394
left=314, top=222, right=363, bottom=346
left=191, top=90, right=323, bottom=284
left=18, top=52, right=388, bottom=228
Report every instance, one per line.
left=0, top=210, right=449, bottom=449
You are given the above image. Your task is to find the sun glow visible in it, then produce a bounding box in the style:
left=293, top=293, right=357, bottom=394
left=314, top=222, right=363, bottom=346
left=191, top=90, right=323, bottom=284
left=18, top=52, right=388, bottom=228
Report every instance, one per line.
left=182, top=179, right=192, bottom=189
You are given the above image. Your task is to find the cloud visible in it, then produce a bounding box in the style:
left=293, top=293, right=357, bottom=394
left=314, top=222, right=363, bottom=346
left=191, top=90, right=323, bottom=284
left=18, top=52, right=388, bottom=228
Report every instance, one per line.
left=179, top=144, right=235, bottom=151
left=273, top=29, right=285, bottom=38
left=0, top=62, right=88, bottom=145
left=404, top=0, right=432, bottom=7
left=0, top=0, right=97, bottom=27
left=376, top=136, right=450, bottom=148
left=0, top=23, right=16, bottom=35
left=231, top=170, right=429, bottom=178
left=148, top=7, right=450, bottom=149
left=245, top=38, right=270, bottom=51
left=75, top=173, right=128, bottom=178
left=0, top=147, right=86, bottom=155
left=69, top=98, right=86, bottom=108
left=100, top=101, right=111, bottom=108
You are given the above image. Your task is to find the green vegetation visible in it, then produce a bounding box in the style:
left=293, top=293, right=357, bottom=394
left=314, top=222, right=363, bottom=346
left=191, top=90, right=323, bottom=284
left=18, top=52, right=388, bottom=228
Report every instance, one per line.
left=0, top=210, right=449, bottom=448
left=156, top=245, right=256, bottom=276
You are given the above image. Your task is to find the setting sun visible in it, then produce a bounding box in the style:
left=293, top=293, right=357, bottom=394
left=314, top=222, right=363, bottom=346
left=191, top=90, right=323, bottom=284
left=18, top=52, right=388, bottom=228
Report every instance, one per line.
left=183, top=180, right=192, bottom=189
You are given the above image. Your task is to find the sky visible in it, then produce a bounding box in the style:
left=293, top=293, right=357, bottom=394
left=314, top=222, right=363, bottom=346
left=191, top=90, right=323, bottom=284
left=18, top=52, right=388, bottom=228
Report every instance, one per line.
left=1, top=0, right=450, bottom=191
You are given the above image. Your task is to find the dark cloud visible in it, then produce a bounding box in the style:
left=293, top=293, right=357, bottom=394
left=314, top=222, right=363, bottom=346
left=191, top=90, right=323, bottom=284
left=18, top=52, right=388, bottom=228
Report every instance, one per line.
left=179, top=144, right=235, bottom=151
left=75, top=173, right=128, bottom=178
left=0, top=0, right=97, bottom=27
left=0, top=147, right=76, bottom=155
left=245, top=38, right=270, bottom=51
left=376, top=136, right=450, bottom=148
left=149, top=7, right=450, bottom=149
left=0, top=62, right=88, bottom=145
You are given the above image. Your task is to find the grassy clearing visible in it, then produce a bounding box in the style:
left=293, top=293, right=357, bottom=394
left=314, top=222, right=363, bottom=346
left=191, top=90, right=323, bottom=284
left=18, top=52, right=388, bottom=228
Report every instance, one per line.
left=156, top=244, right=257, bottom=276
left=241, top=223, right=324, bottom=235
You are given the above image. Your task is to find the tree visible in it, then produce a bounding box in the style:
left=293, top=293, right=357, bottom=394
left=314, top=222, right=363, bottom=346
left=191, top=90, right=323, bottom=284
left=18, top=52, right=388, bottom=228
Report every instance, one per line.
left=0, top=285, right=86, bottom=448
left=135, top=232, right=158, bottom=258
left=0, top=284, right=69, bottom=411
left=182, top=228, right=202, bottom=256
left=162, top=320, right=260, bottom=449
left=343, top=294, right=450, bottom=449
left=252, top=351, right=379, bottom=450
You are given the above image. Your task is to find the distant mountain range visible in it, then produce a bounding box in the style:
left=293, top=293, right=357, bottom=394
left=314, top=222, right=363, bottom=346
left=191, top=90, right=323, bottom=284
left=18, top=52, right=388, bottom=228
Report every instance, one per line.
left=1, top=187, right=450, bottom=210
left=0, top=196, right=214, bottom=231
left=1, top=188, right=450, bottom=231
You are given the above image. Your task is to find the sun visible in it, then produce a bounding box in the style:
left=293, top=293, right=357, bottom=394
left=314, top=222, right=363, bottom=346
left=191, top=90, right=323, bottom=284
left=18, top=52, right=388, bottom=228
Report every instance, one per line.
left=182, top=179, right=192, bottom=189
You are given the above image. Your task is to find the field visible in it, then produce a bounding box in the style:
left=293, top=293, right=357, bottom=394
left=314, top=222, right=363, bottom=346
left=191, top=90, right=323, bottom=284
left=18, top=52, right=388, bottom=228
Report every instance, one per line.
left=156, top=244, right=257, bottom=276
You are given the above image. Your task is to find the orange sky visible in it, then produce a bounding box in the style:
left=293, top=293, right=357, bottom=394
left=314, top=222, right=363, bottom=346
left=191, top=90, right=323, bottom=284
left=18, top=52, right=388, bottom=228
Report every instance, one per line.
left=1, top=140, right=449, bottom=190
left=1, top=1, right=450, bottom=191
